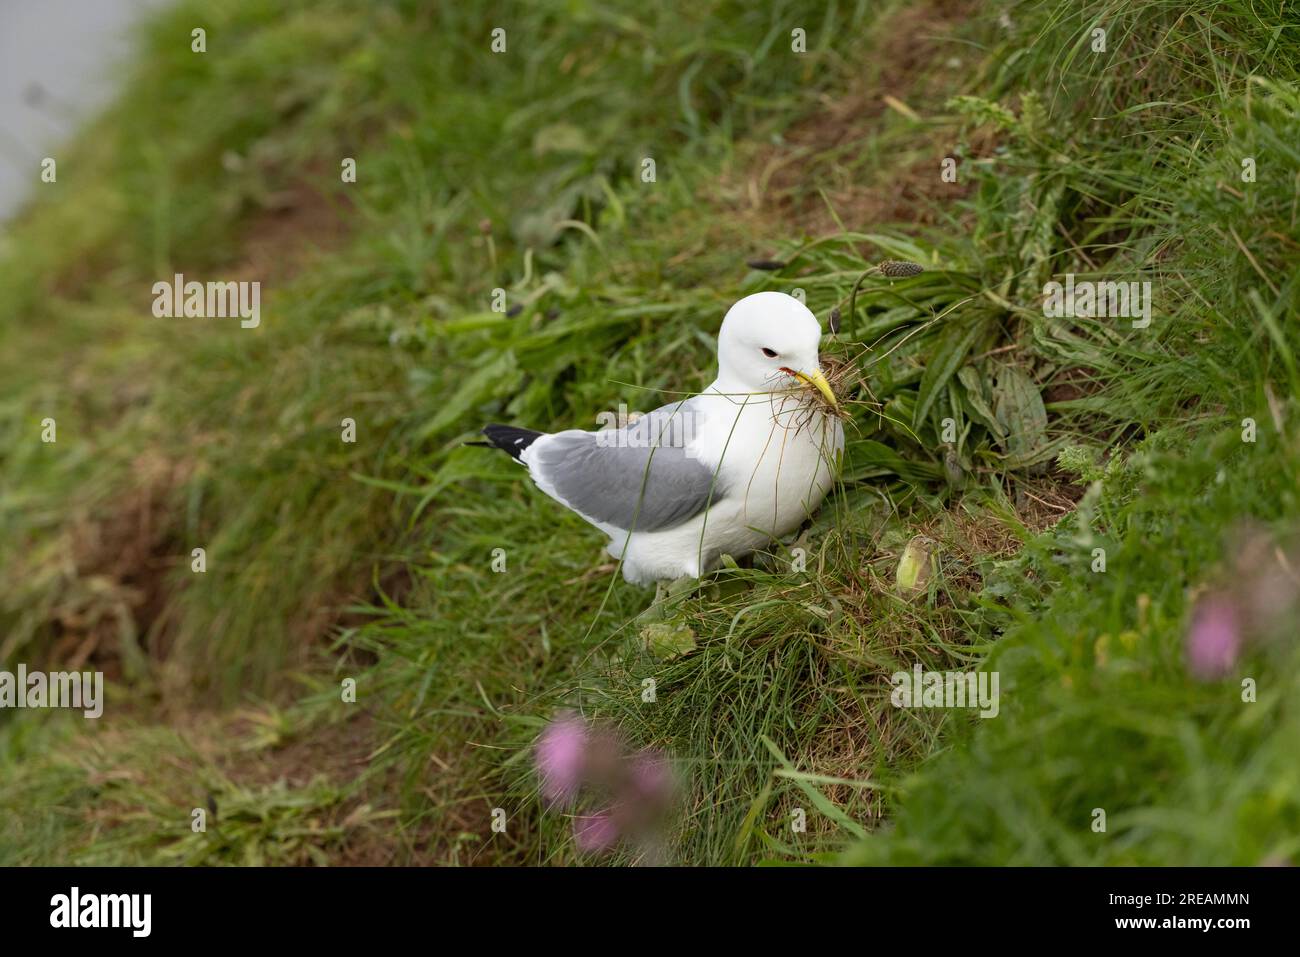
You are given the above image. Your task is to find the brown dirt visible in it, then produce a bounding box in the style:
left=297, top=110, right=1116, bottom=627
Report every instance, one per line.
left=1013, top=473, right=1088, bottom=532
left=1043, top=366, right=1105, bottom=405
left=73, top=707, right=414, bottom=866
left=45, top=452, right=191, bottom=680
left=726, top=0, right=983, bottom=241
left=35, top=168, right=358, bottom=682
left=230, top=176, right=352, bottom=285
left=217, top=707, right=494, bottom=866
left=217, top=710, right=404, bottom=866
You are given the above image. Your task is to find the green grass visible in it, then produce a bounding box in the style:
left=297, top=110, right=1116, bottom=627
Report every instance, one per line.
left=1, top=0, right=1298, bottom=866
left=840, top=1, right=1300, bottom=865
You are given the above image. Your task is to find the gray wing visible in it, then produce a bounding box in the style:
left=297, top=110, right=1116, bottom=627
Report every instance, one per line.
left=528, top=397, right=723, bottom=532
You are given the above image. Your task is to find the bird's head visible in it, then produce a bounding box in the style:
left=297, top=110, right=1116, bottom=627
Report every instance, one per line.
left=715, top=291, right=837, bottom=409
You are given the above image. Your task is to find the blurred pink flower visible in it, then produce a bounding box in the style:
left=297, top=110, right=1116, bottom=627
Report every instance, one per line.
left=629, top=750, right=674, bottom=807
left=534, top=713, right=680, bottom=856
left=574, top=810, right=620, bottom=853
left=1186, top=593, right=1243, bottom=680
left=536, top=713, right=589, bottom=805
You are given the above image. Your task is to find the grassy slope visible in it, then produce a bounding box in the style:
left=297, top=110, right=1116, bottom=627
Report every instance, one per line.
left=846, top=2, right=1300, bottom=864
left=2, top=0, right=1298, bottom=865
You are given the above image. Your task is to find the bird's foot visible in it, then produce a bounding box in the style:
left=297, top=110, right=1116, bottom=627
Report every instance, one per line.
left=638, top=575, right=698, bottom=622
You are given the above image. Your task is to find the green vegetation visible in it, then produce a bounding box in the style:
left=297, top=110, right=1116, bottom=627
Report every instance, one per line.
left=1, top=0, right=1297, bottom=866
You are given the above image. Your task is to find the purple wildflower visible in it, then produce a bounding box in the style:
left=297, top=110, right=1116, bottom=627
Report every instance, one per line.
left=1186, top=593, right=1243, bottom=680
left=536, top=712, right=589, bottom=805
left=573, top=810, right=621, bottom=854
left=629, top=750, right=674, bottom=808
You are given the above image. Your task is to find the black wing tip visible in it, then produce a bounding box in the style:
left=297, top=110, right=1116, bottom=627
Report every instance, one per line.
left=481, top=424, right=544, bottom=461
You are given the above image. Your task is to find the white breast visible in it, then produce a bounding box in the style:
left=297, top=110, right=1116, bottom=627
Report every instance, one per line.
left=697, top=390, right=843, bottom=536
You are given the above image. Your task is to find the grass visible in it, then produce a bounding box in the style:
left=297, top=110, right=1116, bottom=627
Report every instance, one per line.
left=1, top=0, right=1298, bottom=866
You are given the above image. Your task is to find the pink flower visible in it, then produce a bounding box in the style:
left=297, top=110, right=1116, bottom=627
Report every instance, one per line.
left=629, top=750, right=674, bottom=807
left=534, top=716, right=680, bottom=855
left=573, top=810, right=620, bottom=854
left=536, top=713, right=589, bottom=805
left=1186, top=593, right=1242, bottom=680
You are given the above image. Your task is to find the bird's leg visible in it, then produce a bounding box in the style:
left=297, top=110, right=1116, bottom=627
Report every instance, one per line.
left=636, top=581, right=670, bottom=623
left=639, top=576, right=697, bottom=622
left=664, top=575, right=698, bottom=601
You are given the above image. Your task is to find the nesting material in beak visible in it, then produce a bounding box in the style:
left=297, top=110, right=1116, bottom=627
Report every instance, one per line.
left=781, top=366, right=838, bottom=410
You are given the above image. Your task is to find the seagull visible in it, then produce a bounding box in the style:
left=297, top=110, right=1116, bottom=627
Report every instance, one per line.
left=480, top=291, right=844, bottom=585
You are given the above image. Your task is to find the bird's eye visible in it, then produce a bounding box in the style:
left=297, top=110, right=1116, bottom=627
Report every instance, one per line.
left=761, top=347, right=778, bottom=358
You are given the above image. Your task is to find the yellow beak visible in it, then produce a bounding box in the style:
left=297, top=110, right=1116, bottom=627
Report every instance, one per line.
left=791, top=368, right=838, bottom=410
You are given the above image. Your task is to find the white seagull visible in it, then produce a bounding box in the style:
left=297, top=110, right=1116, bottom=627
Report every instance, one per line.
left=481, top=291, right=844, bottom=585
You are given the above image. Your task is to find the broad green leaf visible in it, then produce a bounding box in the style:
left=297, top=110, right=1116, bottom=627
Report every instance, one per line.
left=914, top=314, right=989, bottom=428
left=993, top=365, right=1049, bottom=464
